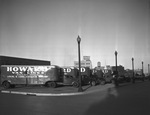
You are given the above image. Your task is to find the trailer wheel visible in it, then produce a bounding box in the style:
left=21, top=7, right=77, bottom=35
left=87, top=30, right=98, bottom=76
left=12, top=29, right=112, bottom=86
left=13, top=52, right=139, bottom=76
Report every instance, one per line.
left=91, top=80, right=96, bottom=86
left=3, top=81, right=11, bottom=89
left=46, top=81, right=57, bottom=88
left=72, top=81, right=79, bottom=88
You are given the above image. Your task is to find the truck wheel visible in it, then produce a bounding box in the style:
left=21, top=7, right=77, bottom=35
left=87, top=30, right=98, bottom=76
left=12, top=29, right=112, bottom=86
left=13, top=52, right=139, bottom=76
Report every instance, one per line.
left=46, top=81, right=57, bottom=88
left=72, top=81, right=79, bottom=88
left=91, top=80, right=96, bottom=86
left=3, top=81, right=11, bottom=89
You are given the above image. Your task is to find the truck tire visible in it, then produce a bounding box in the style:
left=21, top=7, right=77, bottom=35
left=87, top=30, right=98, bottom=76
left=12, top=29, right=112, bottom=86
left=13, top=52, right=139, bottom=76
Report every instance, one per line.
left=46, top=81, right=57, bottom=88
left=91, top=80, right=96, bottom=86
left=72, top=81, right=79, bottom=88
left=3, top=81, right=11, bottom=89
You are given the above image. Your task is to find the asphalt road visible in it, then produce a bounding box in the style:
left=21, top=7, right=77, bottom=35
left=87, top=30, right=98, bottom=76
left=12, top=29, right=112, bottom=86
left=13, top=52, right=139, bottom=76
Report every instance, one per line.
left=0, top=81, right=150, bottom=115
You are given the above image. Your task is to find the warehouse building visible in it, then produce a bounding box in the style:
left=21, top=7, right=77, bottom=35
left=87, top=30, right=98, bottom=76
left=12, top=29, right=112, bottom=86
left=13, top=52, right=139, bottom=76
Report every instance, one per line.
left=0, top=55, right=51, bottom=66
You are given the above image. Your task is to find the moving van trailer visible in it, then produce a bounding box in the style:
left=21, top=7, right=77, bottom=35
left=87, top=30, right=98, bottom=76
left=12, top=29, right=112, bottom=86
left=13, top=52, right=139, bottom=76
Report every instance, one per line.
left=1, top=65, right=61, bottom=88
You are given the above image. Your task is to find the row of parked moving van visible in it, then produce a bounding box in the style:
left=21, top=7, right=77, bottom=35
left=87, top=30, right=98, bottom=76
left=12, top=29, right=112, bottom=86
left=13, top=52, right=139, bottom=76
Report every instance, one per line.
left=0, top=65, right=148, bottom=88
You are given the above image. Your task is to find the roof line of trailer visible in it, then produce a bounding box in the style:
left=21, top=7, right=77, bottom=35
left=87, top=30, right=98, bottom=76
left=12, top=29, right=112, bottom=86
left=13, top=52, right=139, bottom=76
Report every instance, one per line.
left=0, top=55, right=49, bottom=61
left=0, top=65, right=58, bottom=67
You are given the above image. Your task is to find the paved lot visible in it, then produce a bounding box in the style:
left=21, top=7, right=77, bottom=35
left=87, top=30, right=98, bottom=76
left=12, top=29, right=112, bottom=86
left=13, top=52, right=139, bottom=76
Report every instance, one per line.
left=0, top=81, right=149, bottom=115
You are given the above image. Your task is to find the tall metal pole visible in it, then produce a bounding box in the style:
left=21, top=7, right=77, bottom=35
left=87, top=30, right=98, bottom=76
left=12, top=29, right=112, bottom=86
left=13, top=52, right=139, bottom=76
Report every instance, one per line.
left=115, top=51, right=118, bottom=86
left=77, top=35, right=83, bottom=92
left=141, top=61, right=145, bottom=81
left=132, top=58, right=135, bottom=83
left=148, top=64, right=150, bottom=80
left=148, top=64, right=150, bottom=75
left=142, top=61, right=144, bottom=75
left=115, top=51, right=118, bottom=73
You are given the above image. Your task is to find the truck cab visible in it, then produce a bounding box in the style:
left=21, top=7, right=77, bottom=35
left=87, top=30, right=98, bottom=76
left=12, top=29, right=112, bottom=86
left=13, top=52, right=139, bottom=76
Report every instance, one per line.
left=62, top=66, right=79, bottom=87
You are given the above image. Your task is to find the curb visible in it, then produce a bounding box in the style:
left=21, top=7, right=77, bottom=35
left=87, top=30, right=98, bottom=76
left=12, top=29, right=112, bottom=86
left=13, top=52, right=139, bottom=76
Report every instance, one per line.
left=1, top=90, right=84, bottom=96
left=1, top=84, right=115, bottom=96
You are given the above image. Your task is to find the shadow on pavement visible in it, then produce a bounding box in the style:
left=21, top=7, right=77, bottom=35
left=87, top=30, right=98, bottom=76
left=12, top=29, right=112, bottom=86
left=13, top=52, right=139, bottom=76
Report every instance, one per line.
left=84, top=81, right=150, bottom=115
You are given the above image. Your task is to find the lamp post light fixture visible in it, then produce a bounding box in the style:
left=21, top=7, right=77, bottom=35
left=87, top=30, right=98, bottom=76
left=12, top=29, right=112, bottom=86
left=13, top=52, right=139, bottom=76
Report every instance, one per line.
left=131, top=57, right=135, bottom=83
left=114, top=51, right=118, bottom=86
left=77, top=35, right=83, bottom=92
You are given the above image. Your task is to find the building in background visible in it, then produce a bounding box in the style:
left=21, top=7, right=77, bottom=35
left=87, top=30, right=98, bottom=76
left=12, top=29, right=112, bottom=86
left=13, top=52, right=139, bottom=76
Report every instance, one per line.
left=74, top=56, right=92, bottom=68
left=95, top=62, right=105, bottom=70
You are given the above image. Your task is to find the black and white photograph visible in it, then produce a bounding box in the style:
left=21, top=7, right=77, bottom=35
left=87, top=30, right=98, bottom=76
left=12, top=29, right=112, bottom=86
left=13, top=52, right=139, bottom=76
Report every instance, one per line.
left=0, top=0, right=150, bottom=115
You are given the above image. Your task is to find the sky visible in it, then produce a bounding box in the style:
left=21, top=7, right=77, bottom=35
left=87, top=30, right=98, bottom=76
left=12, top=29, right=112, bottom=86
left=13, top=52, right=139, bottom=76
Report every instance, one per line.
left=0, top=0, right=150, bottom=72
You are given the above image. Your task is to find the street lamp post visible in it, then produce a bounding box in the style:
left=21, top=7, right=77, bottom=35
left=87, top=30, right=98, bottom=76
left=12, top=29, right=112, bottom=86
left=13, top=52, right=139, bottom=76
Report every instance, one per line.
left=132, top=58, right=135, bottom=83
left=114, top=51, right=118, bottom=86
left=148, top=64, right=150, bottom=80
left=141, top=61, right=145, bottom=81
left=142, top=61, right=144, bottom=75
left=148, top=64, right=150, bottom=74
left=77, top=35, right=83, bottom=92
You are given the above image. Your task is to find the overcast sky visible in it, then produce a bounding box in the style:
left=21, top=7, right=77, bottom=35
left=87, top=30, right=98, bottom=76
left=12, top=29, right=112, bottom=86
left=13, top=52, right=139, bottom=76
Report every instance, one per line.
left=0, top=0, right=150, bottom=72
